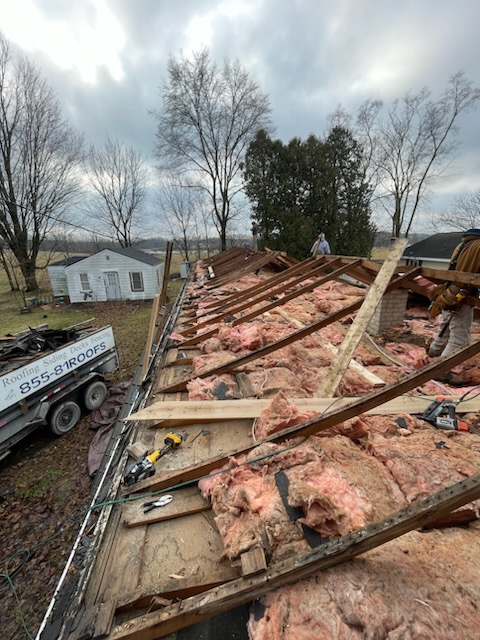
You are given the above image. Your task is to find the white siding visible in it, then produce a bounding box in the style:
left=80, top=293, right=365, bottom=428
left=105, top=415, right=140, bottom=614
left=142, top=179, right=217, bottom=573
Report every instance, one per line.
left=47, top=265, right=69, bottom=297
left=64, top=250, right=164, bottom=303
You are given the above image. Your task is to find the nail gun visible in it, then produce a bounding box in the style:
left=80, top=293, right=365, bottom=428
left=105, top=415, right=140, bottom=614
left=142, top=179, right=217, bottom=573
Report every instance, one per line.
left=123, top=432, right=183, bottom=486
left=421, top=400, right=469, bottom=432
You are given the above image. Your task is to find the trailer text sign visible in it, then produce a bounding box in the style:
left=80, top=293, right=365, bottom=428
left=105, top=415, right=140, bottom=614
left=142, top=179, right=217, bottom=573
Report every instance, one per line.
left=0, top=327, right=115, bottom=413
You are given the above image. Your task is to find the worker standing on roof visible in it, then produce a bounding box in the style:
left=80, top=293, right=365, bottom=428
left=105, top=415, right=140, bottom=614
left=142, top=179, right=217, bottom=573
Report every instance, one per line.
left=311, top=232, right=331, bottom=257
left=251, top=220, right=259, bottom=250
left=428, top=228, right=480, bottom=384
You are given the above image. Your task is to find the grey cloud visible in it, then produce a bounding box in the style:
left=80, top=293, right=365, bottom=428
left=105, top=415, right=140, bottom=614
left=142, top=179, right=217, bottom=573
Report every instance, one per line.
left=3, top=0, right=480, bottom=227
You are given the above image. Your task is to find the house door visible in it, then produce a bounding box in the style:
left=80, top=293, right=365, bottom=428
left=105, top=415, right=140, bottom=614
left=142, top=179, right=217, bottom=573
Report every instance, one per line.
left=103, top=271, right=121, bottom=300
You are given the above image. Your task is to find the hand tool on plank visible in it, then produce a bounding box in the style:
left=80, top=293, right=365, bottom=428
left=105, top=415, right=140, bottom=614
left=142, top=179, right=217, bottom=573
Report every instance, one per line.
left=123, top=432, right=183, bottom=486
left=143, top=494, right=173, bottom=513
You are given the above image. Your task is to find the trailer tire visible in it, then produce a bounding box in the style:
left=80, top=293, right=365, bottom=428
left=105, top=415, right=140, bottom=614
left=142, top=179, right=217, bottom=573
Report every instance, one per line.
left=84, top=380, right=108, bottom=411
left=49, top=401, right=81, bottom=436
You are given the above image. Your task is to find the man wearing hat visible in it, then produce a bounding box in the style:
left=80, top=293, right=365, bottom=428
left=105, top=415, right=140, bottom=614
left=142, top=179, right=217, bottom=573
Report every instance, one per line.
left=428, top=228, right=480, bottom=384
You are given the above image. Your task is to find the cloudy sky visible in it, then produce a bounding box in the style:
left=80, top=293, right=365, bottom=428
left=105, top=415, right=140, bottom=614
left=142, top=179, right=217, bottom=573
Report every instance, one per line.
left=2, top=0, right=480, bottom=233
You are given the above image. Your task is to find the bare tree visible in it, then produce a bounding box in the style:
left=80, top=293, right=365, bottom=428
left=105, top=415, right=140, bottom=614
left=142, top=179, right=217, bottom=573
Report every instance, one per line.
left=0, top=34, right=84, bottom=291
left=158, top=173, right=202, bottom=261
left=355, top=72, right=480, bottom=237
left=85, top=137, right=148, bottom=247
left=153, top=48, right=271, bottom=251
left=434, top=189, right=480, bottom=231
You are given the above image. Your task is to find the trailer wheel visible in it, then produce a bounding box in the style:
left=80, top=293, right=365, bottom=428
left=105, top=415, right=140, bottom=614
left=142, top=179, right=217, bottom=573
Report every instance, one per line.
left=49, top=401, right=81, bottom=436
left=84, top=380, right=108, bottom=411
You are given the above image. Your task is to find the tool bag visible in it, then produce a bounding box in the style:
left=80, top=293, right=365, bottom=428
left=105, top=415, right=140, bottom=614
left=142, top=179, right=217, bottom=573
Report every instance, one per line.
left=429, top=283, right=470, bottom=318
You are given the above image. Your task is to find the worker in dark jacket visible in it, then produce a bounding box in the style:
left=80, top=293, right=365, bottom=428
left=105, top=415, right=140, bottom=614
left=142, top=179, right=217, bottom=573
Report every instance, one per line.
left=428, top=228, right=480, bottom=384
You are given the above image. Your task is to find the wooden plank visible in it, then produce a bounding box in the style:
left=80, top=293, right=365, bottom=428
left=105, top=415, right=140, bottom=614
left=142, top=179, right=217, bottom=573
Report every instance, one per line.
left=110, top=472, right=480, bottom=640
left=128, top=395, right=480, bottom=423
left=127, top=338, right=480, bottom=495
left=273, top=308, right=385, bottom=388
left=141, top=294, right=161, bottom=382
left=421, top=266, right=480, bottom=288
left=317, top=238, right=408, bottom=397
left=158, top=241, right=173, bottom=309
left=122, top=487, right=210, bottom=528
left=240, top=547, right=267, bottom=576
left=160, top=269, right=420, bottom=393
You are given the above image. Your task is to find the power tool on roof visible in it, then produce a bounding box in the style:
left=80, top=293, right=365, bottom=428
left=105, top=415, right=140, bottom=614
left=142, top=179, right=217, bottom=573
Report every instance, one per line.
left=421, top=400, right=469, bottom=432
left=123, top=433, right=183, bottom=486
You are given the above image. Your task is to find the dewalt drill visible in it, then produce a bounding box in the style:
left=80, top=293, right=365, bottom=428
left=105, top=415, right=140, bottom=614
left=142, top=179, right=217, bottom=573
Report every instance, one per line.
left=123, top=433, right=183, bottom=486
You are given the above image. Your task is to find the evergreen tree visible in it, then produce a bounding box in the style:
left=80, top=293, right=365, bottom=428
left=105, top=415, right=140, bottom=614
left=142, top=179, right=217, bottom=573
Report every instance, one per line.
left=243, top=127, right=375, bottom=259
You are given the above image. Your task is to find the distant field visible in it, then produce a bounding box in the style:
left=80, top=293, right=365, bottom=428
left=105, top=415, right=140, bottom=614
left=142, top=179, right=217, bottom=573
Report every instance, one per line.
left=370, top=247, right=391, bottom=261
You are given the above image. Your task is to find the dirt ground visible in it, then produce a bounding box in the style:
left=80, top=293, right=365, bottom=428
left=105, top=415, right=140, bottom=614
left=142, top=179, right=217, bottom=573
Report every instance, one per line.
left=0, top=301, right=151, bottom=640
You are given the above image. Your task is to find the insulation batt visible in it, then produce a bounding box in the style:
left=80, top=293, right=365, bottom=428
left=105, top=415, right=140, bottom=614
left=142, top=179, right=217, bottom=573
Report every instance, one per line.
left=247, top=368, right=310, bottom=398
left=255, top=390, right=319, bottom=439
left=248, top=527, right=480, bottom=640
left=187, top=374, right=237, bottom=400
left=199, top=436, right=405, bottom=560
left=217, top=322, right=265, bottom=352
left=365, top=429, right=480, bottom=505
left=192, top=351, right=237, bottom=376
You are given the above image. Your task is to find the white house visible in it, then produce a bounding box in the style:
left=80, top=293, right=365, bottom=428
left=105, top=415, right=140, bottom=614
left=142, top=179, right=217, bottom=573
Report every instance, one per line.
left=48, top=247, right=164, bottom=303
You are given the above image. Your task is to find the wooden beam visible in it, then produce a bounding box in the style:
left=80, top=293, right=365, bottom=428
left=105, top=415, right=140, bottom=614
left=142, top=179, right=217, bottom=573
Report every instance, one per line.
left=273, top=308, right=385, bottom=388
left=127, top=338, right=480, bottom=495
left=141, top=294, right=161, bottom=382
left=110, top=472, right=480, bottom=640
left=180, top=259, right=357, bottom=345
left=179, top=258, right=345, bottom=336
left=421, top=267, right=480, bottom=288
left=127, top=394, right=480, bottom=423
left=161, top=269, right=419, bottom=393
left=317, top=238, right=408, bottom=397
left=198, top=257, right=319, bottom=315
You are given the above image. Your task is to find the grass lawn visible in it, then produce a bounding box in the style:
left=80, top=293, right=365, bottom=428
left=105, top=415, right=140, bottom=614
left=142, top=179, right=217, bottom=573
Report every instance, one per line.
left=0, top=251, right=187, bottom=337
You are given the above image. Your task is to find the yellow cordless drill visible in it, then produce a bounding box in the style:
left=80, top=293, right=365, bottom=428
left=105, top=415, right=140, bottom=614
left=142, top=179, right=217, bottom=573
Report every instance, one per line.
left=123, top=433, right=183, bottom=486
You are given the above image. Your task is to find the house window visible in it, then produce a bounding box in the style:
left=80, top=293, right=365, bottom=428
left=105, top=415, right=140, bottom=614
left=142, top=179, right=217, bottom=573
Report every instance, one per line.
left=129, top=271, right=144, bottom=292
left=79, top=273, right=90, bottom=290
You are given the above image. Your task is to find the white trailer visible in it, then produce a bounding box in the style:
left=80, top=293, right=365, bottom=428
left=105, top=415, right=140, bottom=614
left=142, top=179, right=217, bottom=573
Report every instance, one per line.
left=0, top=326, right=118, bottom=459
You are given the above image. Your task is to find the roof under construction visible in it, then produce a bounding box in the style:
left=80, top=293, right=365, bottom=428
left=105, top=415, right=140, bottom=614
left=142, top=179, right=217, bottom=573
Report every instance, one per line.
left=38, top=242, right=480, bottom=640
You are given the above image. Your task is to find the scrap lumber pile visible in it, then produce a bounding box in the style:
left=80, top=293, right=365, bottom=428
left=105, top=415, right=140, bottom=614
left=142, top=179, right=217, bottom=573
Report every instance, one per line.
left=0, top=325, right=84, bottom=374
left=49, top=247, right=480, bottom=640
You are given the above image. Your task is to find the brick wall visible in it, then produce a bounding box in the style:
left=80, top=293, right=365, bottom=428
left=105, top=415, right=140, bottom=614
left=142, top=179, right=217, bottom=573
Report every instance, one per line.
left=367, top=289, right=408, bottom=335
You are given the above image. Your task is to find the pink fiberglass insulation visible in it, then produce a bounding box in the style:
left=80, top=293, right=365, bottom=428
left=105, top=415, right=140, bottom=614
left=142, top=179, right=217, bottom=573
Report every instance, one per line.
left=192, top=351, right=237, bottom=376
left=169, top=331, right=185, bottom=343
left=255, top=391, right=319, bottom=439
left=187, top=374, right=238, bottom=400
left=285, top=436, right=406, bottom=536
left=384, top=342, right=429, bottom=367
left=365, top=429, right=480, bottom=505
left=199, top=436, right=405, bottom=560
left=246, top=368, right=310, bottom=398
left=252, top=343, right=333, bottom=395
left=248, top=526, right=480, bottom=640
left=199, top=337, right=223, bottom=353
left=217, top=322, right=265, bottom=352
left=336, top=370, right=374, bottom=397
